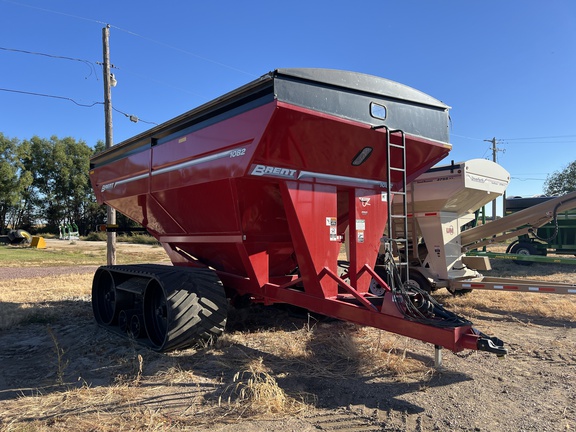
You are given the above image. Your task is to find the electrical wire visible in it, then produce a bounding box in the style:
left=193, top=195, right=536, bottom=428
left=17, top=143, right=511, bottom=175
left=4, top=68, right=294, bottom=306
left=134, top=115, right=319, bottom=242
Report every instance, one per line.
left=1, top=0, right=107, bottom=26
left=112, top=107, right=158, bottom=125
left=453, top=133, right=576, bottom=145
left=502, top=134, right=576, bottom=141
left=2, top=0, right=256, bottom=78
left=511, top=177, right=547, bottom=182
left=0, top=88, right=102, bottom=107
left=0, top=46, right=97, bottom=79
left=0, top=88, right=158, bottom=125
left=451, top=133, right=484, bottom=141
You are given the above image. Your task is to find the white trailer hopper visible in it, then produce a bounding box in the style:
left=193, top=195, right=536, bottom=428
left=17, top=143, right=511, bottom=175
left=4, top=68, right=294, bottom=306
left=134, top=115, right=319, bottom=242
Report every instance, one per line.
left=397, top=159, right=509, bottom=281
left=384, top=159, right=576, bottom=295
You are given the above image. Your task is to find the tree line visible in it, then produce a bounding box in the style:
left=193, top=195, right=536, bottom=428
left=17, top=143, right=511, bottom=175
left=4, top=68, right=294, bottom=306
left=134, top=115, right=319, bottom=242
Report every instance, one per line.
left=0, top=133, right=107, bottom=235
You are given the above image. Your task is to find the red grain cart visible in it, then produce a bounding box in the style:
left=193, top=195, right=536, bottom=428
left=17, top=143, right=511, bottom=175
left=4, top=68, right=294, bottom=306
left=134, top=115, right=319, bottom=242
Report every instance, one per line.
left=90, top=68, right=505, bottom=357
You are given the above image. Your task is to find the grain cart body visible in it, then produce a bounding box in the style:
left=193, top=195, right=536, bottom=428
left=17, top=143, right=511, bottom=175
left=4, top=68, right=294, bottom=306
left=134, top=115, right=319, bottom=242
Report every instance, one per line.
left=90, top=69, right=504, bottom=355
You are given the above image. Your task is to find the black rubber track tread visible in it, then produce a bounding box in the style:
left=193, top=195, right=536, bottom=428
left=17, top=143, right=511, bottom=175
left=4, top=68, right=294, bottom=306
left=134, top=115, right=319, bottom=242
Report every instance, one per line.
left=95, top=264, right=228, bottom=352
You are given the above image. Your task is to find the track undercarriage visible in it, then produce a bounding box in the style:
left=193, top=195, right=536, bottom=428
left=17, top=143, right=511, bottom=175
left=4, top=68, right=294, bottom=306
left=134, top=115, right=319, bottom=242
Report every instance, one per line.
left=92, top=264, right=228, bottom=351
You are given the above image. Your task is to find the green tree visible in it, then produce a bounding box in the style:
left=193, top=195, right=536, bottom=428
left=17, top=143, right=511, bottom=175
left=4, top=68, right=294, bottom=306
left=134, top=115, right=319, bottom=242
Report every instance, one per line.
left=93, top=139, right=106, bottom=155
left=83, top=140, right=108, bottom=233
left=0, top=133, right=33, bottom=232
left=21, top=135, right=97, bottom=234
left=544, top=160, right=576, bottom=195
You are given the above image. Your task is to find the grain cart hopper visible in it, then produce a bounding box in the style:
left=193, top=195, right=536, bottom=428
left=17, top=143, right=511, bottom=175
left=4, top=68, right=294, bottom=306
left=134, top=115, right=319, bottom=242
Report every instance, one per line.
left=382, top=159, right=576, bottom=294
left=90, top=68, right=506, bottom=356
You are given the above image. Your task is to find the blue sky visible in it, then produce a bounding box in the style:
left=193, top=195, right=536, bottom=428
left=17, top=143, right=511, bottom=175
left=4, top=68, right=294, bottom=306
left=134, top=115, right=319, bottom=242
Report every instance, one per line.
left=1, top=0, right=575, bottom=210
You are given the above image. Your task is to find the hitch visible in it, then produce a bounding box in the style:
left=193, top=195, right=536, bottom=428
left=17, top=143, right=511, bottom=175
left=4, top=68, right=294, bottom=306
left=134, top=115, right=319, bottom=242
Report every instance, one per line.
left=476, top=335, right=507, bottom=357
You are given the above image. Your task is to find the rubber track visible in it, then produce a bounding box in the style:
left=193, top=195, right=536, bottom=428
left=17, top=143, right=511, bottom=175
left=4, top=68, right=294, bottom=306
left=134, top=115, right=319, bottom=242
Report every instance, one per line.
left=95, top=264, right=228, bottom=352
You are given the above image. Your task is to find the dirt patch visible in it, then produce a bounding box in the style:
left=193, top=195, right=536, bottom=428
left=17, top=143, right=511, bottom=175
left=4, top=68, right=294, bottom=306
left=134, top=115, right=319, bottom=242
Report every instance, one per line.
left=0, top=265, right=99, bottom=280
left=0, top=258, right=575, bottom=431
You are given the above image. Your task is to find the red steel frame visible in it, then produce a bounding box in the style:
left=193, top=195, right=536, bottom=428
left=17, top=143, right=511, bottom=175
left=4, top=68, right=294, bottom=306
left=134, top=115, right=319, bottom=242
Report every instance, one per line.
left=91, top=99, right=485, bottom=353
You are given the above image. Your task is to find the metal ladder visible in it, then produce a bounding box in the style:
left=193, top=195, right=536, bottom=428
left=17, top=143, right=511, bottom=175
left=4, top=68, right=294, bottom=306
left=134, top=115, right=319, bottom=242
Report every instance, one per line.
left=385, top=128, right=410, bottom=284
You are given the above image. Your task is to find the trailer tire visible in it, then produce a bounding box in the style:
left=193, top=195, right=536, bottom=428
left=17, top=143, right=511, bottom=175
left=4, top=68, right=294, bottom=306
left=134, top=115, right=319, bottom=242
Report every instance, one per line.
left=16, top=229, right=32, bottom=243
left=143, top=267, right=228, bottom=352
left=403, top=270, right=432, bottom=293
left=369, top=265, right=392, bottom=296
left=6, top=229, right=32, bottom=245
left=509, top=242, right=537, bottom=266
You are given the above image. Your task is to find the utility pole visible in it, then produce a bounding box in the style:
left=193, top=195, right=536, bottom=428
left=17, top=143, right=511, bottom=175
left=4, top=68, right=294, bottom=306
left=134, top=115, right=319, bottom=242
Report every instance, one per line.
left=102, top=24, right=116, bottom=265
left=489, top=137, right=497, bottom=221
left=484, top=137, right=503, bottom=221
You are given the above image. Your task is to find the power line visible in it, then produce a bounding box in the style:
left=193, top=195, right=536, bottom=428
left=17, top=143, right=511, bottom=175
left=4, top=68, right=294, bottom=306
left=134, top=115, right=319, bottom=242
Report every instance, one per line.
left=511, top=177, right=547, bottom=181
left=1, top=0, right=107, bottom=26
left=0, top=46, right=98, bottom=79
left=3, top=0, right=256, bottom=78
left=0, top=88, right=102, bottom=107
left=501, top=134, right=576, bottom=141
left=453, top=132, right=576, bottom=143
left=112, top=107, right=158, bottom=126
left=451, top=133, right=484, bottom=141
left=0, top=87, right=157, bottom=125
left=108, top=26, right=256, bottom=78
left=503, top=143, right=576, bottom=145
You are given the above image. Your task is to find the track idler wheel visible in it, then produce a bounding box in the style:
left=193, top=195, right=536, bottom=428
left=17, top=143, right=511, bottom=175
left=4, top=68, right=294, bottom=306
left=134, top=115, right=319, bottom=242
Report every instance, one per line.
left=118, top=309, right=129, bottom=333
left=92, top=268, right=130, bottom=326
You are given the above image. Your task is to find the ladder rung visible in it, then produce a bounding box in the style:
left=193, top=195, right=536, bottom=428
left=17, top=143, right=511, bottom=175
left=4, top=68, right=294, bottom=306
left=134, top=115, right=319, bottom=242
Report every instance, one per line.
left=389, top=167, right=405, bottom=172
left=392, top=191, right=406, bottom=196
left=390, top=215, right=407, bottom=219
left=389, top=143, right=405, bottom=149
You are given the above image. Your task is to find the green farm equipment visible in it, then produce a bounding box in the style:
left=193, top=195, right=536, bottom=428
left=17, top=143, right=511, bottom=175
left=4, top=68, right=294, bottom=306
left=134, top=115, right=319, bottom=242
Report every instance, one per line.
left=505, top=196, right=576, bottom=257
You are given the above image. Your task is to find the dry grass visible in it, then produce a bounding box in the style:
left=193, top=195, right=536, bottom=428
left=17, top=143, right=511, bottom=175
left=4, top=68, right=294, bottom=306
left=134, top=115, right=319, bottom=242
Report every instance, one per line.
left=213, top=322, right=427, bottom=379
left=1, top=384, right=196, bottom=432
left=1, top=242, right=575, bottom=430
left=438, top=289, right=576, bottom=323
left=487, top=258, right=575, bottom=284
left=0, top=304, right=431, bottom=431
left=0, top=274, right=93, bottom=330
left=0, top=273, right=92, bottom=303
left=435, top=256, right=576, bottom=322
left=222, top=357, right=310, bottom=416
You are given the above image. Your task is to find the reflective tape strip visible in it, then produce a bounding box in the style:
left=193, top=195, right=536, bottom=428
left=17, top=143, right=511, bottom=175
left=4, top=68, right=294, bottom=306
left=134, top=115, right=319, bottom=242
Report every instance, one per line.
left=298, top=171, right=387, bottom=187
left=114, top=173, right=149, bottom=186
left=152, top=149, right=234, bottom=176
left=101, top=148, right=242, bottom=191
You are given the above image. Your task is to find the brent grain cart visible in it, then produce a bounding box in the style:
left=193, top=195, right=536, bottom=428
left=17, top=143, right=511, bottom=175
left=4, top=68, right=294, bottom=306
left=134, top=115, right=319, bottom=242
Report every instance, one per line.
left=89, top=68, right=506, bottom=357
